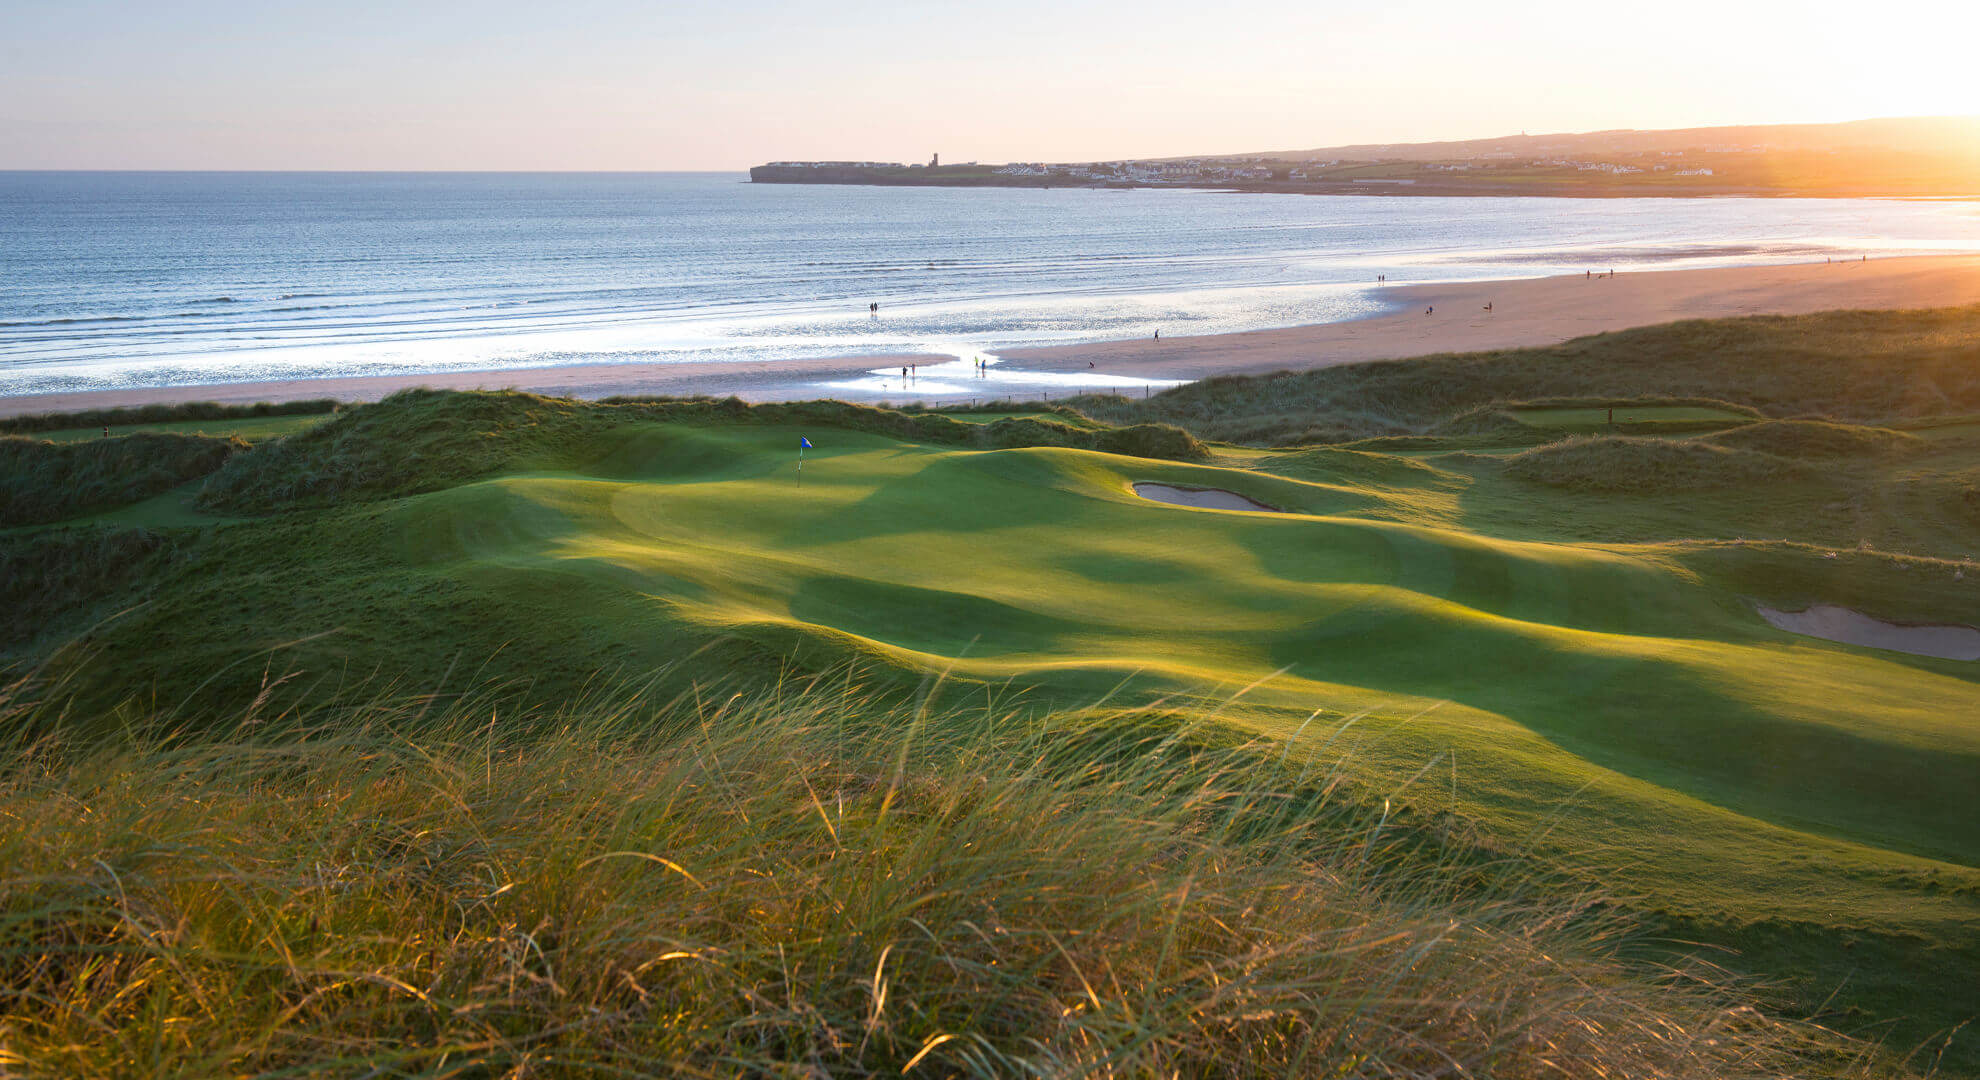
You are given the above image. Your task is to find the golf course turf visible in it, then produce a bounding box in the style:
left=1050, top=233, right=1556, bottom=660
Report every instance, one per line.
left=7, top=309, right=1980, bottom=1075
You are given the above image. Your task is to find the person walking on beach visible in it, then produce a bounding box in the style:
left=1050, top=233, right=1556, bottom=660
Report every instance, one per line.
left=1153, top=329, right=1160, bottom=341
left=1425, top=306, right=1433, bottom=316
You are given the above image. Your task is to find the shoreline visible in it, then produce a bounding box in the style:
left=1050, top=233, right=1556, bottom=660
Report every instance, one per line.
left=7, top=254, right=1980, bottom=418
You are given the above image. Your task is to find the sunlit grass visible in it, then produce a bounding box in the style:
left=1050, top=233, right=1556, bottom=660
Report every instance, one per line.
left=0, top=670, right=1844, bottom=1078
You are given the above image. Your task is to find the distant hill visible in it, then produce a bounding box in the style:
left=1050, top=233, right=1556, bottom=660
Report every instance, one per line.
left=1268, top=115, right=1980, bottom=163
left=758, top=116, right=1980, bottom=198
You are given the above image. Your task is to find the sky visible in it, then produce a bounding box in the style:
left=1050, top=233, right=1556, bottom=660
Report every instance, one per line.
left=4, top=0, right=1979, bottom=170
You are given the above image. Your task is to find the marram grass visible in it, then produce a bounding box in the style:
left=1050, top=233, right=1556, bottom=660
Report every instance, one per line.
left=0, top=671, right=1849, bottom=1078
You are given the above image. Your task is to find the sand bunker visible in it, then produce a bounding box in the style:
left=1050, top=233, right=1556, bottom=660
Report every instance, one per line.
left=1133, top=483, right=1282, bottom=513
left=1756, top=604, right=1980, bottom=661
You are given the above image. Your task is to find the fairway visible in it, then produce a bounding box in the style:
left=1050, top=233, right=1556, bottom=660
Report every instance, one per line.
left=368, top=423, right=1980, bottom=860
left=10, top=385, right=1980, bottom=1070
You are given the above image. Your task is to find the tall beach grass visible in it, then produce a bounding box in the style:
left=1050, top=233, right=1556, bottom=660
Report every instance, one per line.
left=0, top=669, right=1851, bottom=1077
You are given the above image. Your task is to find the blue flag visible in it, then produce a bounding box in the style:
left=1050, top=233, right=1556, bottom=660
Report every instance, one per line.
left=800, top=437, right=813, bottom=449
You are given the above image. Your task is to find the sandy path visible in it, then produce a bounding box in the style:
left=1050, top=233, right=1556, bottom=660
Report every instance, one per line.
left=7, top=254, right=1980, bottom=418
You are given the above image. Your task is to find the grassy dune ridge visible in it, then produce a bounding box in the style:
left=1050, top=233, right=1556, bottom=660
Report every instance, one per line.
left=1076, top=306, right=1980, bottom=443
left=0, top=398, right=339, bottom=436
left=1503, top=436, right=1803, bottom=492
left=7, top=309, right=1980, bottom=1074
left=0, top=432, right=246, bottom=527
left=194, top=391, right=1203, bottom=514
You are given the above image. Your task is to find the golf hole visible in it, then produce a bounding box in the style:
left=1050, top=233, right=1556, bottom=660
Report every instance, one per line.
left=1756, top=604, right=1980, bottom=661
left=1133, top=483, right=1283, bottom=513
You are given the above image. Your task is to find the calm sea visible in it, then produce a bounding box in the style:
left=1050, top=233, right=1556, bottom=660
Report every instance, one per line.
left=5, top=171, right=1980, bottom=397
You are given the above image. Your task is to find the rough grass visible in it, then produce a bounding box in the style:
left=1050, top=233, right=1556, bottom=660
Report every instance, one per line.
left=1077, top=305, right=1980, bottom=444
left=1504, top=436, right=1802, bottom=493
left=1705, top=419, right=1922, bottom=458
left=0, top=528, right=183, bottom=648
left=198, top=390, right=1204, bottom=514
left=0, top=432, right=246, bottom=526
left=0, top=672, right=1842, bottom=1079
left=0, top=398, right=337, bottom=436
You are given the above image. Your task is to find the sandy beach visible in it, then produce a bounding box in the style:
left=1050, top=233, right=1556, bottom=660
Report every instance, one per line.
left=1005, top=253, right=1980, bottom=377
left=7, top=254, right=1980, bottom=418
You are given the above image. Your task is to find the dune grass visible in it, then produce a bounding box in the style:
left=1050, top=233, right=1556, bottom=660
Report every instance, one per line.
left=1704, top=419, right=1923, bottom=458
left=198, top=390, right=1202, bottom=515
left=23, top=412, right=336, bottom=444
left=0, top=398, right=338, bottom=436
left=0, top=671, right=1849, bottom=1079
left=1503, top=436, right=1802, bottom=492
left=0, top=528, right=183, bottom=649
left=0, top=432, right=246, bottom=527
left=1077, top=305, right=1980, bottom=444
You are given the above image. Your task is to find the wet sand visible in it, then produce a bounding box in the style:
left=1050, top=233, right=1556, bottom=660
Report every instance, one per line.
left=8, top=255, right=1980, bottom=418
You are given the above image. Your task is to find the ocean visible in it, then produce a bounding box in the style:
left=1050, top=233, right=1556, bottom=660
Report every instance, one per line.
left=5, top=171, right=1980, bottom=398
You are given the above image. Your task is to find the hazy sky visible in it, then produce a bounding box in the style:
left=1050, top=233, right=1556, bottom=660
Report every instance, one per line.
left=5, top=0, right=1978, bottom=170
